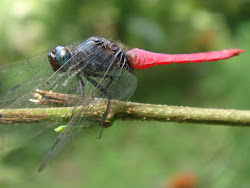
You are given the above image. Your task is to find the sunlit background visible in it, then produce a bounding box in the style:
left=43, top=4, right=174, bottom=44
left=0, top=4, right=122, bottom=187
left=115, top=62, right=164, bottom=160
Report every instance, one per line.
left=0, top=0, right=249, bottom=187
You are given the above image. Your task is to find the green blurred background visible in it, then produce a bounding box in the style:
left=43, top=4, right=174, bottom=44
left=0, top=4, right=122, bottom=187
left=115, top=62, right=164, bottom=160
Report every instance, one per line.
left=0, top=0, right=249, bottom=187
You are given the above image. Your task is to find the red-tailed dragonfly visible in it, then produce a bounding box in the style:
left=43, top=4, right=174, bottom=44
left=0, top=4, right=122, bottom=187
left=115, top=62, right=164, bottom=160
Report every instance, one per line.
left=0, top=36, right=244, bottom=172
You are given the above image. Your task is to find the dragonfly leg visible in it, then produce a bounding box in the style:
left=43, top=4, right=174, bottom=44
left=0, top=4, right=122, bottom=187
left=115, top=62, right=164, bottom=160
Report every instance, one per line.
left=83, top=73, right=112, bottom=138
left=97, top=99, right=110, bottom=139
left=67, top=88, right=78, bottom=94
left=66, top=74, right=86, bottom=95
left=77, top=74, right=85, bottom=97
left=88, top=72, right=114, bottom=90
left=69, top=74, right=86, bottom=118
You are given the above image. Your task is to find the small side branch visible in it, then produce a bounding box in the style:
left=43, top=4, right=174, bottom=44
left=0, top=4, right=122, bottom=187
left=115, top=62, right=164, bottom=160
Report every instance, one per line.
left=0, top=90, right=250, bottom=127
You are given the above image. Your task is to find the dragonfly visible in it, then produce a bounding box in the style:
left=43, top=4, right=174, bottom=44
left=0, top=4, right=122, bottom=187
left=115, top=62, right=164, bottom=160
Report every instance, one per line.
left=0, top=36, right=244, bottom=172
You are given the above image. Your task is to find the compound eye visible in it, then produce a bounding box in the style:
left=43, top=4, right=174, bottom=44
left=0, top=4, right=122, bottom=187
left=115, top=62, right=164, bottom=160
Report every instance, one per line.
left=48, top=46, right=71, bottom=72
left=55, top=46, right=71, bottom=67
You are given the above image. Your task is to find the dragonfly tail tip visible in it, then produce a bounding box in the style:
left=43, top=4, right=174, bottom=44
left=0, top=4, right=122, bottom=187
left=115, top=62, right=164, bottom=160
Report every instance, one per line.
left=234, top=49, right=245, bottom=55
left=238, top=49, right=245, bottom=54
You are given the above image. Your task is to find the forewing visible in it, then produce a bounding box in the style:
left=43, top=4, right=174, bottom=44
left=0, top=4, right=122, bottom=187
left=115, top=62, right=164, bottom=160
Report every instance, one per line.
left=0, top=40, right=83, bottom=108
left=0, top=41, right=83, bottom=152
left=0, top=40, right=137, bottom=170
left=38, top=51, right=138, bottom=171
left=0, top=51, right=53, bottom=108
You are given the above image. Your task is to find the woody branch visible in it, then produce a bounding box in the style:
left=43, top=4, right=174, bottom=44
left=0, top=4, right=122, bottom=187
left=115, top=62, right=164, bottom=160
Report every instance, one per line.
left=0, top=90, right=250, bottom=127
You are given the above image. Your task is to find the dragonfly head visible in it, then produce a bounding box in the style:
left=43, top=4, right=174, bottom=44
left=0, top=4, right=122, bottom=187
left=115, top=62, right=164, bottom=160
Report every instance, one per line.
left=48, top=46, right=71, bottom=72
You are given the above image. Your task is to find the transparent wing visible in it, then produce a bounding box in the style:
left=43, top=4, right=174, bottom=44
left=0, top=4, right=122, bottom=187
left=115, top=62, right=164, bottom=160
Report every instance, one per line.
left=0, top=40, right=84, bottom=152
left=0, top=40, right=83, bottom=108
left=38, top=48, right=137, bottom=171
left=0, top=51, right=53, bottom=108
left=0, top=41, right=137, bottom=170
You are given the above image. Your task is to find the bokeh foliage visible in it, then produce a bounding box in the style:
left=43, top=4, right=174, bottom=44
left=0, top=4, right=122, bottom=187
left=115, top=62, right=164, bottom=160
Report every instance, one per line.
left=0, top=0, right=249, bottom=187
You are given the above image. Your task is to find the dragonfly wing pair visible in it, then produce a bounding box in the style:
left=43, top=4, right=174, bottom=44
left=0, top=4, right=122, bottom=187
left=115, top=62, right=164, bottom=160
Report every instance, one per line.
left=0, top=37, right=137, bottom=171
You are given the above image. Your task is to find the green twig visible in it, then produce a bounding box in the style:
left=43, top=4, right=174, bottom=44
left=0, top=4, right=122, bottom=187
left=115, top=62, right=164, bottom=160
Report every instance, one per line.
left=0, top=90, right=250, bottom=127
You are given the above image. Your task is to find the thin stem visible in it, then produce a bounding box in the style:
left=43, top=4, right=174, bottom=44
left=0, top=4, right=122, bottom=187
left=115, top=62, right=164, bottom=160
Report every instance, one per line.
left=0, top=90, right=250, bottom=127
